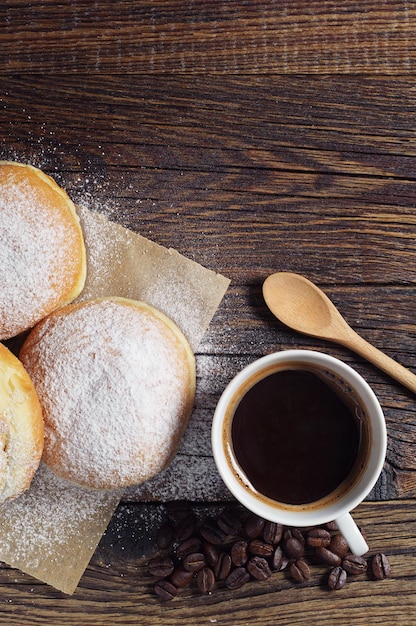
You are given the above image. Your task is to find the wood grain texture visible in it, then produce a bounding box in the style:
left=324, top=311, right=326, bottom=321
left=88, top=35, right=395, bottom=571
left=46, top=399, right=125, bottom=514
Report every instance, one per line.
left=0, top=71, right=415, bottom=622
left=0, top=501, right=414, bottom=625
left=1, top=74, right=415, bottom=504
left=1, top=0, right=416, bottom=74
left=262, top=271, right=416, bottom=393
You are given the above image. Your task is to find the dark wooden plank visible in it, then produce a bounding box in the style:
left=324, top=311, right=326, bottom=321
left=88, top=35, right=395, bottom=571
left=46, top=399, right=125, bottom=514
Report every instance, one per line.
left=0, top=501, right=413, bottom=625
left=1, top=76, right=416, bottom=273
left=1, top=74, right=415, bottom=503
left=0, top=65, right=414, bottom=625
left=4, top=75, right=416, bottom=154
left=1, top=1, right=416, bottom=74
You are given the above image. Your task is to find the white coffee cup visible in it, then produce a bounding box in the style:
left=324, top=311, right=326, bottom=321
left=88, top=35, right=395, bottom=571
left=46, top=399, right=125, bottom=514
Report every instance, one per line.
left=211, top=350, right=387, bottom=556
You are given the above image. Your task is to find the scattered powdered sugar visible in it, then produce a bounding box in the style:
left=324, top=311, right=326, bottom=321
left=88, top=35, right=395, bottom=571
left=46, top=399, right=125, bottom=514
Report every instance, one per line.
left=0, top=168, right=81, bottom=338
left=21, top=299, right=194, bottom=490
left=74, top=203, right=230, bottom=352
left=0, top=463, right=117, bottom=561
left=75, top=202, right=130, bottom=300
left=0, top=152, right=230, bottom=592
left=0, top=462, right=121, bottom=592
left=125, top=452, right=231, bottom=503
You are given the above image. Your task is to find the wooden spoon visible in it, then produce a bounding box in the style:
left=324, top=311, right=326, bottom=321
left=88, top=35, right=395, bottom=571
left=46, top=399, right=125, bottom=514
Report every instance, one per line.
left=263, top=272, right=416, bottom=394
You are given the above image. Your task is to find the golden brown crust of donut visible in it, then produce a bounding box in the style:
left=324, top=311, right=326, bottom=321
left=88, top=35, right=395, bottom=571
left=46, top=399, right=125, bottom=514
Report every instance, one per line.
left=0, top=342, right=44, bottom=503
left=20, top=297, right=196, bottom=490
left=0, top=161, right=87, bottom=340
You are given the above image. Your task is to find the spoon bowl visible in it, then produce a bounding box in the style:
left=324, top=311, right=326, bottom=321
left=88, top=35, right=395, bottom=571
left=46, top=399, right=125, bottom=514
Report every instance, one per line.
left=263, top=272, right=416, bottom=394
left=263, top=272, right=346, bottom=340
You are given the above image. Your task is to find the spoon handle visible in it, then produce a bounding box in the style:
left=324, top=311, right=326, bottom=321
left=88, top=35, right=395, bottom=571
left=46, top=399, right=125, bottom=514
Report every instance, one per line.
left=341, top=326, right=416, bottom=394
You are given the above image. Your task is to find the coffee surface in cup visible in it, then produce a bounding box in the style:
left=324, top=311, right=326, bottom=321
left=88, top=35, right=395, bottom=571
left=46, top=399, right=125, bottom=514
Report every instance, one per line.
left=230, top=369, right=362, bottom=506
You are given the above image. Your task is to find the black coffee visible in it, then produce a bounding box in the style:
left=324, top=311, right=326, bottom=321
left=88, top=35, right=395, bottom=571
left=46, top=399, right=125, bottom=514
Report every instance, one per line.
left=231, top=369, right=362, bottom=505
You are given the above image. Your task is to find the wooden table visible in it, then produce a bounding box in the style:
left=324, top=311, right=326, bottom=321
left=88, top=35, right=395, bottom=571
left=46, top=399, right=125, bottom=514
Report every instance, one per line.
left=0, top=2, right=415, bottom=624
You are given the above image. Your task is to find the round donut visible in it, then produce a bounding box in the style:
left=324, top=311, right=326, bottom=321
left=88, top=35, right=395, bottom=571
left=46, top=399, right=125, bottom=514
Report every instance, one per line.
left=19, top=297, right=196, bottom=490
left=0, top=342, right=44, bottom=503
left=0, top=161, right=87, bottom=340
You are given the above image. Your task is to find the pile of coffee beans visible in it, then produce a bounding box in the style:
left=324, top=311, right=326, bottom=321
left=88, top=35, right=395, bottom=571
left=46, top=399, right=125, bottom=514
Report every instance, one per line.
left=147, top=502, right=391, bottom=601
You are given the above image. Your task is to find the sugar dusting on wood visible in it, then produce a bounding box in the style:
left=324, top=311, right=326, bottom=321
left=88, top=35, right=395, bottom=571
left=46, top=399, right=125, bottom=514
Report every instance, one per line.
left=0, top=463, right=121, bottom=593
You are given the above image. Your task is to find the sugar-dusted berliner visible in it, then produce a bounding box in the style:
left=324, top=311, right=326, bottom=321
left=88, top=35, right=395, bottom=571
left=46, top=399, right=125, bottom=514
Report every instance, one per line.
left=0, top=342, right=44, bottom=503
left=20, top=297, right=196, bottom=490
left=0, top=161, right=86, bottom=340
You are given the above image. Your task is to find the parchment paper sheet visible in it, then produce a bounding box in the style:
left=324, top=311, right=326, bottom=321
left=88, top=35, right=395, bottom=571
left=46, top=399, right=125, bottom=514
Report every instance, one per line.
left=0, top=205, right=230, bottom=594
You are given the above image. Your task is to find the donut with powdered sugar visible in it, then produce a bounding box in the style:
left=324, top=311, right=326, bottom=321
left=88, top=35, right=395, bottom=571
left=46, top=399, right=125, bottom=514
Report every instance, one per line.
left=0, top=161, right=86, bottom=340
left=0, top=342, right=44, bottom=503
left=20, top=297, right=196, bottom=490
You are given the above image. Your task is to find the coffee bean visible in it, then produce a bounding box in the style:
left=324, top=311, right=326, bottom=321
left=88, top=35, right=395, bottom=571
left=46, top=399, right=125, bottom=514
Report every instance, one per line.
left=263, top=521, right=283, bottom=545
left=156, top=523, right=174, bottom=550
left=283, top=537, right=303, bottom=558
left=170, top=565, right=194, bottom=588
left=231, top=540, right=248, bottom=567
left=225, top=567, right=250, bottom=590
left=280, top=555, right=290, bottom=571
left=151, top=503, right=387, bottom=602
left=329, top=533, right=349, bottom=558
left=243, top=513, right=265, bottom=539
left=315, top=546, right=342, bottom=566
left=148, top=555, right=175, bottom=578
left=197, top=567, right=216, bottom=593
left=176, top=536, right=201, bottom=559
left=270, top=545, right=284, bottom=571
left=247, top=556, right=271, bottom=581
left=283, top=528, right=305, bottom=545
left=306, top=528, right=331, bottom=548
left=183, top=552, right=206, bottom=572
left=154, top=579, right=177, bottom=601
left=202, top=541, right=220, bottom=567
left=371, top=553, right=391, bottom=580
left=283, top=529, right=305, bottom=559
left=217, top=511, right=241, bottom=536
left=328, top=566, right=347, bottom=590
left=359, top=526, right=368, bottom=542
left=342, top=554, right=367, bottom=575
left=174, top=515, right=196, bottom=542
left=200, top=519, right=227, bottom=545
left=325, top=521, right=338, bottom=532
left=290, top=559, right=310, bottom=583
left=292, top=528, right=305, bottom=544
left=248, top=539, right=274, bottom=558
left=213, top=552, right=232, bottom=581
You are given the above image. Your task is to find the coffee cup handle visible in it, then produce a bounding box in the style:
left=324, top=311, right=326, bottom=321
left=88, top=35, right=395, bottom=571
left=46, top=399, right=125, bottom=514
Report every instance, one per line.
left=335, top=513, right=369, bottom=556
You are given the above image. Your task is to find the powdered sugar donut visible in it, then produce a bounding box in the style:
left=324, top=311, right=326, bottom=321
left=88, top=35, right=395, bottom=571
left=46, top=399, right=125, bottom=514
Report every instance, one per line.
left=20, top=297, right=196, bottom=490
left=0, top=342, right=44, bottom=503
left=0, top=161, right=86, bottom=340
